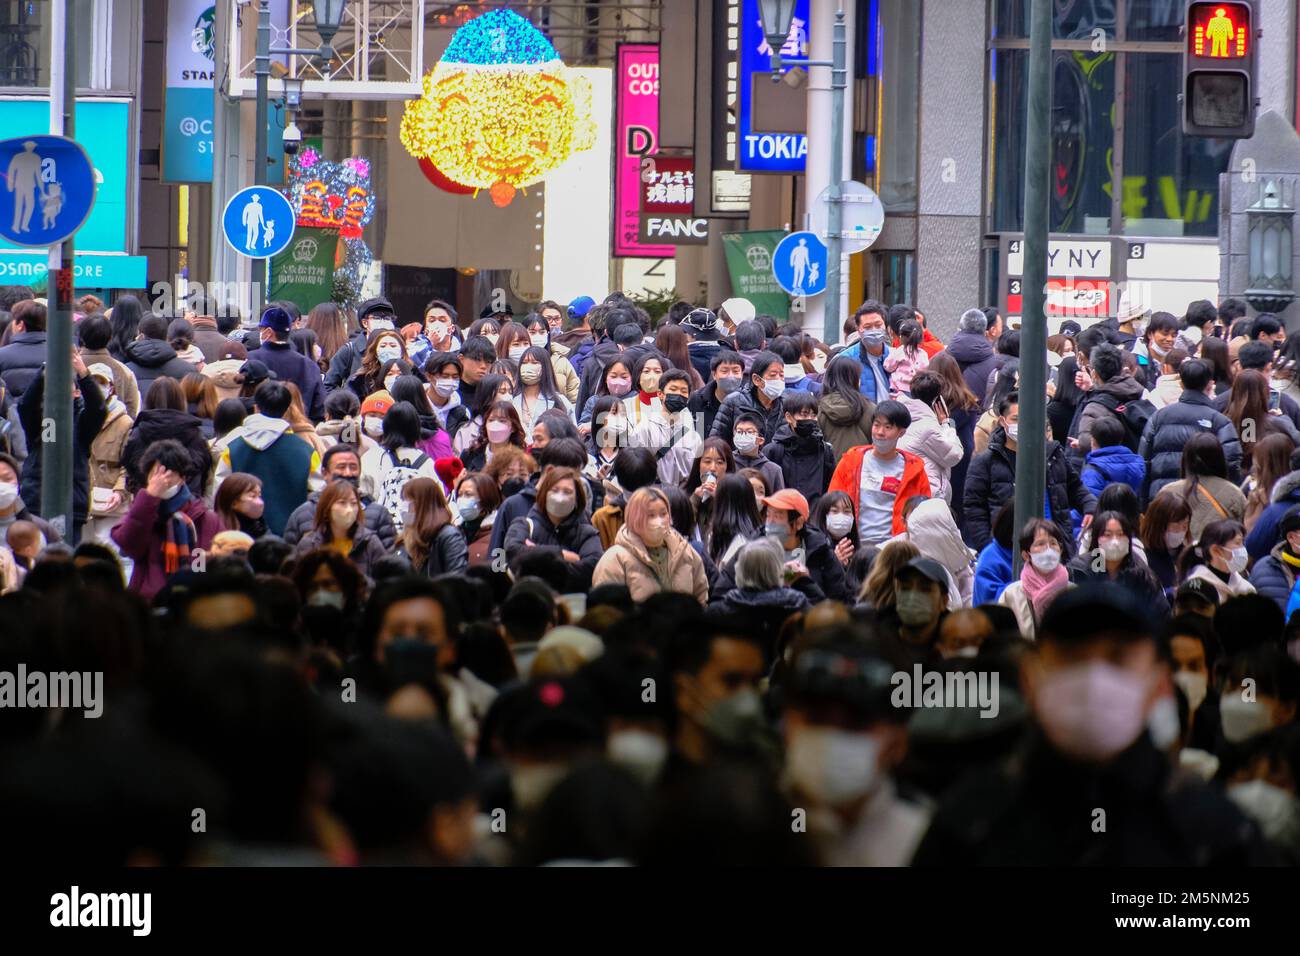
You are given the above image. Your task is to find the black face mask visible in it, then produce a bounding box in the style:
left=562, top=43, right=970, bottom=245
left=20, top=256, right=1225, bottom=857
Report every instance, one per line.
left=663, top=393, right=690, bottom=414
left=501, top=476, right=527, bottom=499
left=794, top=419, right=819, bottom=439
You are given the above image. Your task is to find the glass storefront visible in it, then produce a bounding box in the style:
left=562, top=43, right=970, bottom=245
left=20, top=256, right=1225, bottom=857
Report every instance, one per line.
left=988, top=0, right=1231, bottom=238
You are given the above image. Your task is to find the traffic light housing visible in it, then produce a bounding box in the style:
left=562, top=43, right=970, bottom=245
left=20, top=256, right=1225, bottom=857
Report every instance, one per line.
left=1182, top=2, right=1257, bottom=138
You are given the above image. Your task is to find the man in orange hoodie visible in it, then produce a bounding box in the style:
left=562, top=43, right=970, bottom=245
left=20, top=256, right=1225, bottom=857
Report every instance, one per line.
left=828, top=399, right=932, bottom=546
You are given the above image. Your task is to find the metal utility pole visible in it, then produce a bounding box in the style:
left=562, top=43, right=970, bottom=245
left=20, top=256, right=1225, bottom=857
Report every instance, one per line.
left=253, top=0, right=272, bottom=311
left=1012, top=0, right=1052, bottom=573
left=41, top=0, right=75, bottom=538
left=822, top=9, right=846, bottom=346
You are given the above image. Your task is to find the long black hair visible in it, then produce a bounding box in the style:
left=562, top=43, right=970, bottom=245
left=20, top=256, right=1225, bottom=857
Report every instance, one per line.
left=380, top=401, right=423, bottom=453
left=821, top=355, right=870, bottom=419
left=109, top=294, right=144, bottom=361
left=707, top=473, right=761, bottom=564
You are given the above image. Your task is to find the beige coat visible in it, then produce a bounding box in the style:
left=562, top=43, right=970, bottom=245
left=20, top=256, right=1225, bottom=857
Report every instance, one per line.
left=88, top=406, right=133, bottom=518
left=78, top=347, right=141, bottom=417
left=1161, top=477, right=1247, bottom=543
left=592, top=524, right=709, bottom=605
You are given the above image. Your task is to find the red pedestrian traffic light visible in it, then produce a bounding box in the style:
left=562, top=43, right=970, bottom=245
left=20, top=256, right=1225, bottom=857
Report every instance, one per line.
left=1183, top=1, right=1257, bottom=137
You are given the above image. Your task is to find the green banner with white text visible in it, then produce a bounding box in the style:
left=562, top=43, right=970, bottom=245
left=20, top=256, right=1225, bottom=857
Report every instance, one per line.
left=720, top=230, right=789, bottom=320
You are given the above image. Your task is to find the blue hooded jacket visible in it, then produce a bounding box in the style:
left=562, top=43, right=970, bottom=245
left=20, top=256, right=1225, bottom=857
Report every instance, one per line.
left=973, top=540, right=1014, bottom=605
left=1080, top=444, right=1147, bottom=500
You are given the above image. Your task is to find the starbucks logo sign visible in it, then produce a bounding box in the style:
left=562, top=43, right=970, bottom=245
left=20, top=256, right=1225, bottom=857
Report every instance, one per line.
left=292, top=237, right=319, bottom=262
left=191, top=6, right=216, bottom=62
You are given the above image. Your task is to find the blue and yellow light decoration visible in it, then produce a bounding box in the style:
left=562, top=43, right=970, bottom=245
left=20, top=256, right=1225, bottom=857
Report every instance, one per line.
left=399, top=9, right=595, bottom=207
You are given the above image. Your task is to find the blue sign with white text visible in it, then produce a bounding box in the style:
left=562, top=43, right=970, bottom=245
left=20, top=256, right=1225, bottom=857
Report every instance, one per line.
left=772, top=231, right=827, bottom=296
left=222, top=186, right=295, bottom=259
left=738, top=0, right=810, bottom=172
left=0, top=135, right=96, bottom=247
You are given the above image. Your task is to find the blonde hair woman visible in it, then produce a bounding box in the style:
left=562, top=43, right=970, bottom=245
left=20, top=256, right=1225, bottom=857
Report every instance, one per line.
left=592, top=486, right=709, bottom=605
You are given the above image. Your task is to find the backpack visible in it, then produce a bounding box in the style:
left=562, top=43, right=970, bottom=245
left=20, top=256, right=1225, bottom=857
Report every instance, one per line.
left=1084, top=391, right=1154, bottom=452
left=378, top=448, right=431, bottom=532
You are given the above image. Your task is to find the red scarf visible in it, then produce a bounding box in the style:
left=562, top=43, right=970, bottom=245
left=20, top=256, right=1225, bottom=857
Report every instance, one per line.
left=1020, top=561, right=1069, bottom=619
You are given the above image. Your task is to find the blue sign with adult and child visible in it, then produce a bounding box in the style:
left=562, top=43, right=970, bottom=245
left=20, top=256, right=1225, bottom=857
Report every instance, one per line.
left=222, top=185, right=296, bottom=259
left=0, top=134, right=98, bottom=248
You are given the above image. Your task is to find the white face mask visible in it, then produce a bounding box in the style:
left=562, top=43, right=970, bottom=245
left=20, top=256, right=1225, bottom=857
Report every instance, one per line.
left=607, top=730, right=669, bottom=786
left=306, top=589, right=345, bottom=610
left=1034, top=661, right=1151, bottom=762
left=825, top=513, right=855, bottom=539
left=1227, top=780, right=1300, bottom=845
left=1100, top=537, right=1130, bottom=562
left=1146, top=695, right=1181, bottom=750
left=547, top=492, right=577, bottom=519
left=158, top=482, right=182, bottom=500
left=1271, top=376, right=1288, bottom=394
left=384, top=375, right=399, bottom=393
left=529, top=333, right=549, bottom=348
left=1220, top=693, right=1274, bottom=743
left=368, top=318, right=395, bottom=333
left=811, top=354, right=828, bottom=374
left=1225, top=545, right=1249, bottom=575
left=428, top=320, right=450, bottom=341
left=1165, top=529, right=1187, bottom=551
left=733, top=432, right=758, bottom=453
left=1173, top=670, right=1208, bottom=713
left=485, top=333, right=500, bottom=346
left=641, top=516, right=671, bottom=548
left=786, top=726, right=882, bottom=805
left=1183, top=325, right=1203, bottom=346
left=519, top=364, right=542, bottom=385
left=760, top=378, right=786, bottom=400
left=0, top=481, right=17, bottom=509
left=508, top=344, right=527, bottom=362
left=363, top=416, right=385, bottom=438
left=1030, top=547, right=1061, bottom=573
left=1004, top=422, right=1019, bottom=442
left=435, top=379, right=459, bottom=397
left=400, top=500, right=417, bottom=525
left=376, top=344, right=402, bottom=364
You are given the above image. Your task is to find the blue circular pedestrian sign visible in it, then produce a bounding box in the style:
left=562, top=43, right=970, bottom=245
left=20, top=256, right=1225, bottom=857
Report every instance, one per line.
left=772, top=230, right=828, bottom=297
left=0, top=135, right=97, bottom=247
left=222, top=185, right=296, bottom=259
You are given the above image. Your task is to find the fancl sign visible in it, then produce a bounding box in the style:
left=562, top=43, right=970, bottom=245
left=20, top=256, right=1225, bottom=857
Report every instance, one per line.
left=638, top=214, right=709, bottom=244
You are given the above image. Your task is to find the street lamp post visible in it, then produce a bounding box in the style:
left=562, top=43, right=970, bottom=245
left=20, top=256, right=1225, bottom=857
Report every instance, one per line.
left=760, top=0, right=847, bottom=345
left=252, top=0, right=347, bottom=307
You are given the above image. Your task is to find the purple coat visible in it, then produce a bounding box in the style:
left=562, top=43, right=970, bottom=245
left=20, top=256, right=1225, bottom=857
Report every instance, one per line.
left=111, top=490, right=223, bottom=600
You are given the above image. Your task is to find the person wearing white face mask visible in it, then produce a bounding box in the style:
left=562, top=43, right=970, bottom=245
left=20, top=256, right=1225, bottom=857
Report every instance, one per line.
left=1068, top=511, right=1168, bottom=613
left=783, top=641, right=930, bottom=867
left=501, top=467, right=603, bottom=592
left=1000, top=519, right=1074, bottom=639
left=406, top=299, right=461, bottom=369
left=914, top=584, right=1275, bottom=865
left=1216, top=646, right=1300, bottom=750
left=593, top=487, right=708, bottom=605
left=709, top=352, right=787, bottom=445
left=1178, top=518, right=1256, bottom=604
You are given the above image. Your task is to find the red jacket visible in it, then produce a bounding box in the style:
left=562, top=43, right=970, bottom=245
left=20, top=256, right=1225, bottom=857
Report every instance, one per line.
left=893, top=328, right=945, bottom=360
left=827, top=446, right=932, bottom=536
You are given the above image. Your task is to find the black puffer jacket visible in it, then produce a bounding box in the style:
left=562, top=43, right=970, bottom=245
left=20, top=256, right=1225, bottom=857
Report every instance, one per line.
left=502, top=505, right=603, bottom=592
left=710, top=384, right=785, bottom=444
left=120, top=407, right=214, bottom=497
left=763, top=424, right=837, bottom=508
left=1066, top=552, right=1169, bottom=618
left=398, top=523, right=470, bottom=578
left=962, top=427, right=1097, bottom=552
left=282, top=489, right=397, bottom=550
left=1137, top=390, right=1242, bottom=501
left=124, top=338, right=199, bottom=396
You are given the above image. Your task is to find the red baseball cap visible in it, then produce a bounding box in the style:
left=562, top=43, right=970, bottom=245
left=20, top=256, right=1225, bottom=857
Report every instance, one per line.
left=760, top=488, right=809, bottom=520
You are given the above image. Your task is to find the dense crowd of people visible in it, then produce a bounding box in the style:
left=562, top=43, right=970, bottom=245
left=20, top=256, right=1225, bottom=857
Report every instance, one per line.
left=0, top=284, right=1297, bottom=866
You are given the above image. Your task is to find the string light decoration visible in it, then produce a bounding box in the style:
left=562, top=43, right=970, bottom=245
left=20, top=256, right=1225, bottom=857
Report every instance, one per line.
left=286, top=152, right=377, bottom=300
left=399, top=8, right=595, bottom=207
